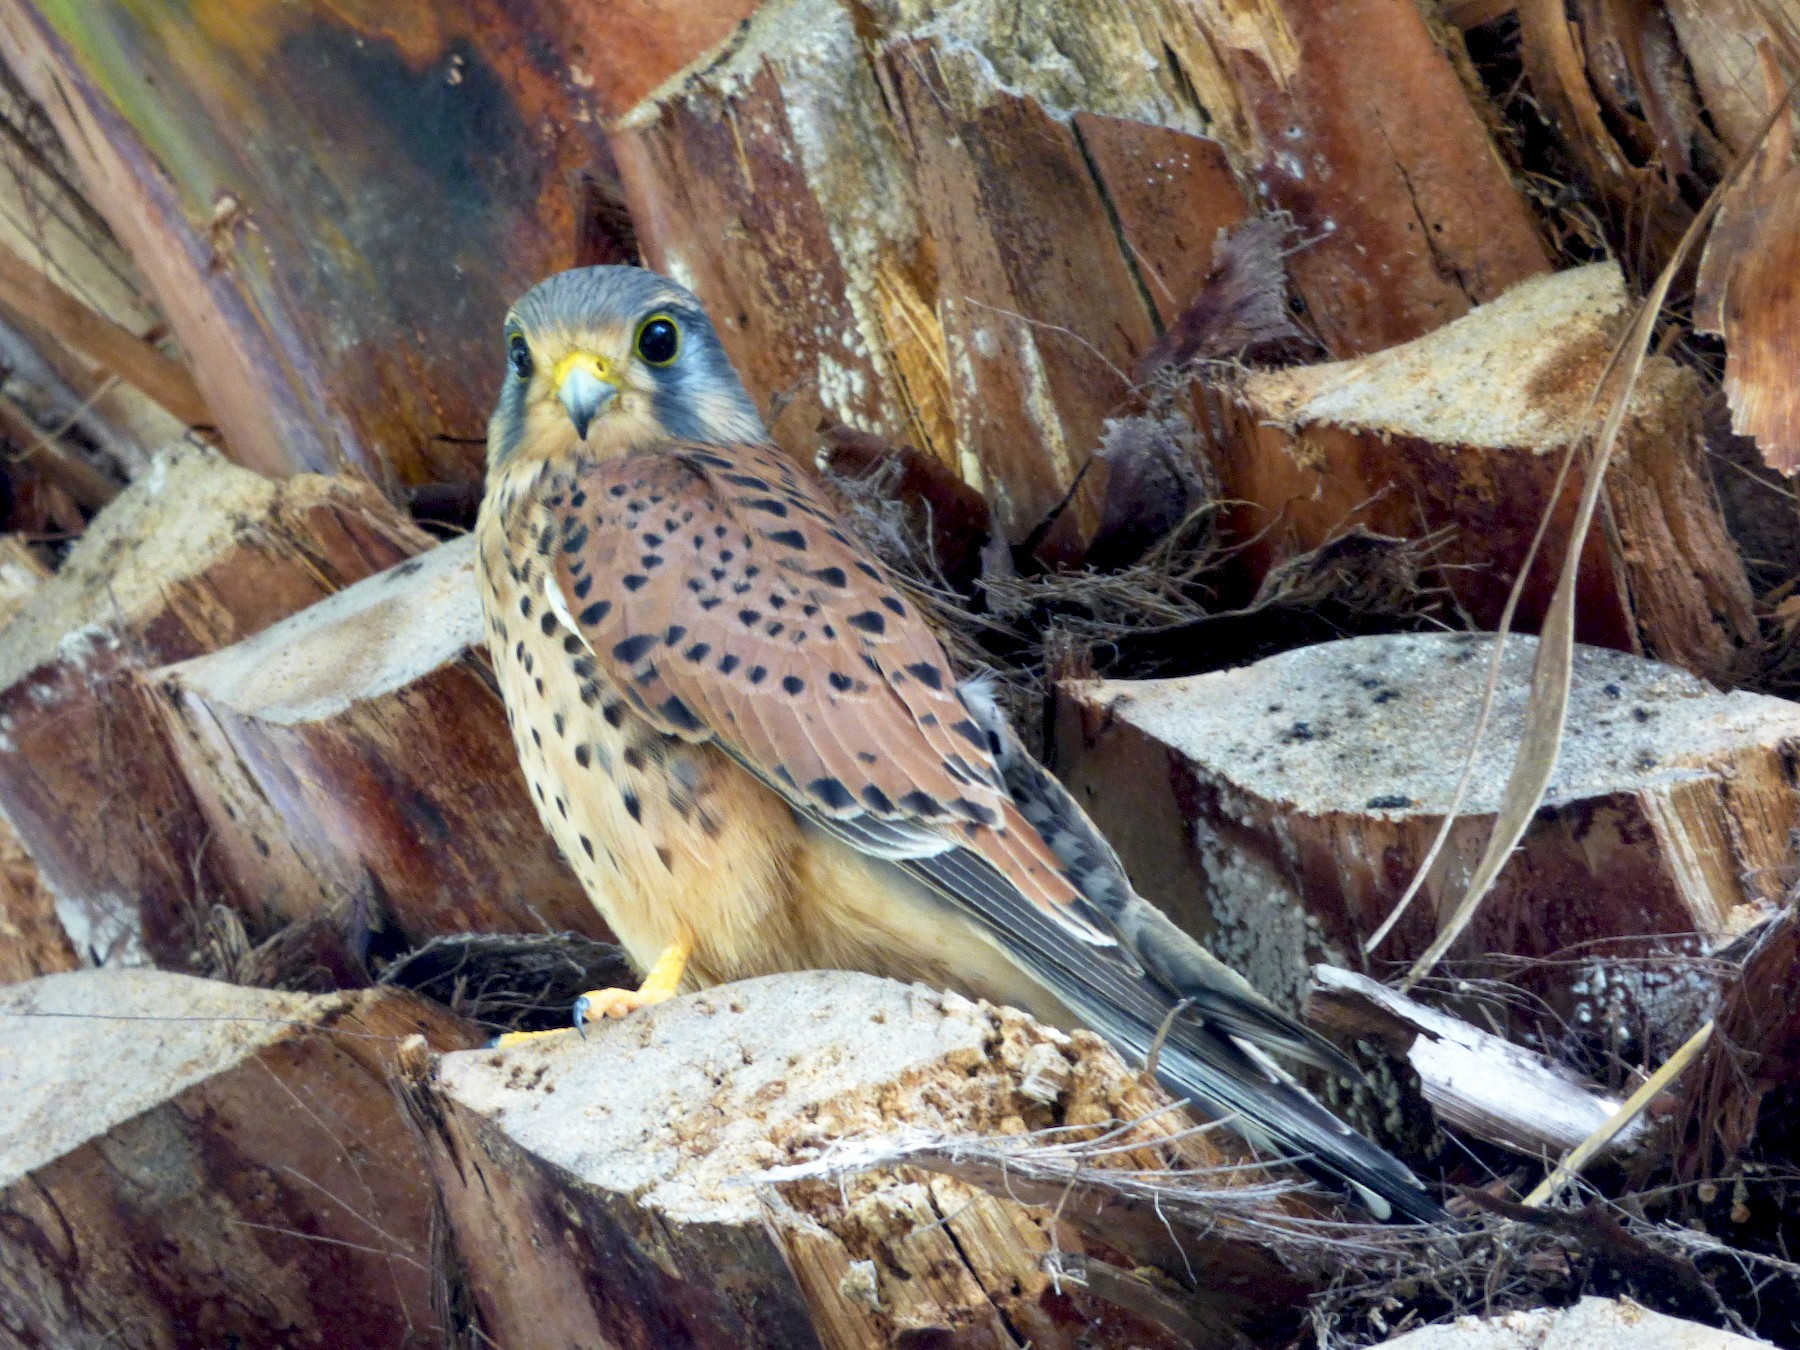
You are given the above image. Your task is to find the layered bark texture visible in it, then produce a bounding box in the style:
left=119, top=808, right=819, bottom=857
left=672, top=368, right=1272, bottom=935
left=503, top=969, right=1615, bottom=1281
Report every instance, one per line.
left=147, top=536, right=606, bottom=947
left=612, top=0, right=1549, bottom=536
left=0, top=445, right=428, bottom=965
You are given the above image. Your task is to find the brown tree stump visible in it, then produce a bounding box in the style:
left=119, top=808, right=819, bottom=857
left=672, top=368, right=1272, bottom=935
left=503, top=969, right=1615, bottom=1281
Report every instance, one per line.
left=612, top=0, right=1547, bottom=538
left=145, top=536, right=606, bottom=948
left=0, top=536, right=49, bottom=630
left=0, top=1, right=634, bottom=486
left=1055, top=632, right=1800, bottom=1052
left=0, top=534, right=73, bottom=983
left=0, top=445, right=429, bottom=966
left=411, top=970, right=1311, bottom=1350
left=0, top=967, right=478, bottom=1348
left=1220, top=263, right=1757, bottom=684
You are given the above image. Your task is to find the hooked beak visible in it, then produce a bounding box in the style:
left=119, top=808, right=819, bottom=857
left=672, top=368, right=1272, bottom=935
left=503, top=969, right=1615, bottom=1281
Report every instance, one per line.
left=553, top=352, right=618, bottom=441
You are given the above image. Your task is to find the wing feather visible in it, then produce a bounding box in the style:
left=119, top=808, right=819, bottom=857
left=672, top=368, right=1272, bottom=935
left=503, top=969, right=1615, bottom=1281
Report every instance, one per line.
left=547, top=442, right=1113, bottom=947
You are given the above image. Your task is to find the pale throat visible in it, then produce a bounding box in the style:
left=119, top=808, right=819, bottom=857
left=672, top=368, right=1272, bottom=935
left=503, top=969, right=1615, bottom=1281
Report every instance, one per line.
left=507, top=388, right=671, bottom=467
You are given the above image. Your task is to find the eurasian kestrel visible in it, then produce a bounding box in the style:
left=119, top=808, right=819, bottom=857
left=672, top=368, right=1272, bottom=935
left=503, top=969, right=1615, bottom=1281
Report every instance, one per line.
left=475, top=265, right=1442, bottom=1222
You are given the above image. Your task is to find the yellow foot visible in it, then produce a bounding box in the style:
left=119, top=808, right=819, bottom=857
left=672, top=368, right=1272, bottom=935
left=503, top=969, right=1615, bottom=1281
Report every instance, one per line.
left=488, top=933, right=695, bottom=1049
left=488, top=1026, right=568, bottom=1049
left=574, top=932, right=693, bottom=1030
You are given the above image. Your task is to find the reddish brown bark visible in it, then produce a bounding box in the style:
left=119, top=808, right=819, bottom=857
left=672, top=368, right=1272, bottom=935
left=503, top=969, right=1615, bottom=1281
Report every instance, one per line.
left=611, top=0, right=1547, bottom=537
left=0, top=1, right=634, bottom=486
left=1222, top=264, right=1756, bottom=683
left=0, top=446, right=429, bottom=966
left=1056, top=633, right=1799, bottom=1048
left=147, top=538, right=607, bottom=948
left=0, top=969, right=478, bottom=1347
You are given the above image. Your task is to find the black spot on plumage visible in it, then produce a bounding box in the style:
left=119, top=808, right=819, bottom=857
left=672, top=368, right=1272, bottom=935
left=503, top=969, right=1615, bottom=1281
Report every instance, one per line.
left=745, top=565, right=761, bottom=578
left=575, top=744, right=591, bottom=768
left=518, top=596, right=533, bottom=618
left=906, top=663, right=943, bottom=690
left=856, top=561, right=882, bottom=580
left=738, top=609, right=762, bottom=627
left=862, top=785, right=894, bottom=812
left=523, top=653, right=535, bottom=675
left=553, top=713, right=565, bottom=737
left=536, top=524, right=555, bottom=555
left=564, top=634, right=583, bottom=655
left=768, top=594, right=787, bottom=610
left=848, top=611, right=886, bottom=634
left=534, top=677, right=545, bottom=696
left=579, top=600, right=611, bottom=625
left=612, top=634, right=658, bottom=664
left=950, top=798, right=998, bottom=827
left=950, top=719, right=986, bottom=749
left=642, top=554, right=664, bottom=569
left=642, top=533, right=664, bottom=547
left=530, top=728, right=542, bottom=748
left=782, top=675, right=805, bottom=695
left=810, top=777, right=855, bottom=810
left=684, top=642, right=711, bottom=663
left=563, top=524, right=589, bottom=553
left=660, top=695, right=705, bottom=732
left=919, top=712, right=937, bottom=726
left=829, top=530, right=852, bottom=546
left=664, top=625, right=687, bottom=646
left=822, top=624, right=836, bottom=638
left=541, top=612, right=557, bottom=637
left=881, top=595, right=906, bottom=617
left=573, top=575, right=594, bottom=600
left=623, top=746, right=645, bottom=770
left=744, top=497, right=789, bottom=516
left=899, top=791, right=942, bottom=817
left=580, top=835, right=595, bottom=859
left=610, top=484, right=628, bottom=497
left=715, top=524, right=729, bottom=537
left=699, top=596, right=722, bottom=610
left=857, top=750, right=878, bottom=764
left=570, top=489, right=587, bottom=508
left=721, top=472, right=769, bottom=489
left=573, top=656, right=596, bottom=679
left=719, top=653, right=741, bottom=674
left=720, top=550, right=734, bottom=562
left=711, top=567, right=727, bottom=582
left=624, top=575, right=648, bottom=591
left=580, top=682, right=601, bottom=707
left=768, top=529, right=807, bottom=550
left=514, top=640, right=525, bottom=662
left=828, top=672, right=854, bottom=692
left=766, top=621, right=785, bottom=637
left=774, top=764, right=796, bottom=787
left=622, top=791, right=642, bottom=823
left=749, top=665, right=768, bottom=685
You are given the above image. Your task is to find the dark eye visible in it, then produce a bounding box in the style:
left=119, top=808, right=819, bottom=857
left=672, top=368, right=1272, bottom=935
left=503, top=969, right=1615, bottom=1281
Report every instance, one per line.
left=508, top=332, right=532, bottom=380
left=636, top=315, right=680, bottom=366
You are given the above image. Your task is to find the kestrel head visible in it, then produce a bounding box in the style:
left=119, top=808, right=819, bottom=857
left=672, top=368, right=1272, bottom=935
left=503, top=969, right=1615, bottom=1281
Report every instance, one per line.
left=488, top=265, right=765, bottom=468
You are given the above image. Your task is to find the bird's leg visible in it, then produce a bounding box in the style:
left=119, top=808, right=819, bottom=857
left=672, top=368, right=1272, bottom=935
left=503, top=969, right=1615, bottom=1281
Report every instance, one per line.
left=572, top=932, right=693, bottom=1025
left=488, top=932, right=695, bottom=1049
